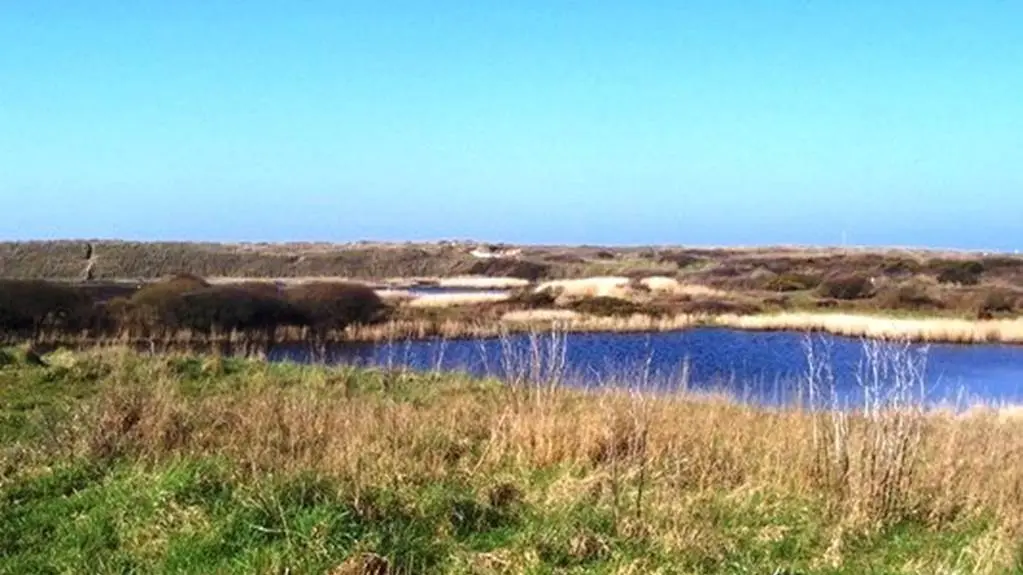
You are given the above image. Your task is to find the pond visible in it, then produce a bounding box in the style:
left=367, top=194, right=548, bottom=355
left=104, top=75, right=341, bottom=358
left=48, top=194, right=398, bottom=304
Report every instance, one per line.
left=268, top=328, right=1023, bottom=409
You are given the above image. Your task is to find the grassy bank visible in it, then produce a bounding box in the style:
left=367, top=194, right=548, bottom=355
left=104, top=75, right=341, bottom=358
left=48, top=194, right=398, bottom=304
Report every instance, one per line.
left=3, top=349, right=1023, bottom=573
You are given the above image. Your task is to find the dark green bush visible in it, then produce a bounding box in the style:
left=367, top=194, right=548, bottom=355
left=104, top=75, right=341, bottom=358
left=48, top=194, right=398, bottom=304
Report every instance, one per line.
left=506, top=288, right=556, bottom=308
left=177, top=286, right=308, bottom=335
left=566, top=297, right=643, bottom=317
left=678, top=298, right=763, bottom=315
left=130, top=274, right=209, bottom=306
left=0, top=280, right=95, bottom=338
left=229, top=281, right=283, bottom=298
left=880, top=257, right=922, bottom=277
left=284, top=282, right=387, bottom=337
left=873, top=282, right=946, bottom=311
left=542, top=253, right=586, bottom=264
left=124, top=274, right=212, bottom=334
left=816, top=274, right=876, bottom=300
left=467, top=259, right=550, bottom=281
left=974, top=289, right=1019, bottom=319
left=934, top=260, right=984, bottom=285
left=761, top=273, right=821, bottom=292
left=656, top=251, right=706, bottom=269
left=980, top=256, right=1023, bottom=273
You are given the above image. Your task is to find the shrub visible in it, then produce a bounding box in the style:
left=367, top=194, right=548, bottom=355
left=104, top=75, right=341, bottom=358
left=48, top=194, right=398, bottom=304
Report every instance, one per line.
left=130, top=274, right=209, bottom=306
left=177, top=286, right=308, bottom=336
left=467, top=259, right=550, bottom=281
left=678, top=298, right=763, bottom=316
left=506, top=288, right=557, bottom=308
left=874, top=282, right=946, bottom=311
left=762, top=273, right=821, bottom=292
left=656, top=251, right=706, bottom=269
left=543, top=253, right=586, bottom=264
left=974, top=289, right=1019, bottom=319
left=126, top=274, right=212, bottom=334
left=880, top=257, right=922, bottom=277
left=75, top=282, right=140, bottom=303
left=980, top=256, right=1023, bottom=274
left=618, top=268, right=668, bottom=281
left=761, top=258, right=800, bottom=275
left=230, top=281, right=283, bottom=298
left=761, top=295, right=791, bottom=309
left=934, top=260, right=984, bottom=286
left=566, top=297, right=644, bottom=317
left=284, top=282, right=387, bottom=337
left=817, top=274, right=876, bottom=300
left=0, top=280, right=95, bottom=338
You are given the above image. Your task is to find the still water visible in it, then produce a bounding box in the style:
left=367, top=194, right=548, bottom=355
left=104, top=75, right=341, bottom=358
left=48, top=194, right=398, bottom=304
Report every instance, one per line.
left=269, top=328, right=1023, bottom=408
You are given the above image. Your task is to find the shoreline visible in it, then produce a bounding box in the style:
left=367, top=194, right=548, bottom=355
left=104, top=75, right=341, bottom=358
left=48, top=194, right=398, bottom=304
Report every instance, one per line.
left=353, top=310, right=1023, bottom=346
left=15, top=310, right=1023, bottom=348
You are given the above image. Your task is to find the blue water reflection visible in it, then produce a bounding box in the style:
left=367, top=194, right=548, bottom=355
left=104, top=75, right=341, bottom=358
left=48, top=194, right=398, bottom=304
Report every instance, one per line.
left=269, top=328, right=1023, bottom=408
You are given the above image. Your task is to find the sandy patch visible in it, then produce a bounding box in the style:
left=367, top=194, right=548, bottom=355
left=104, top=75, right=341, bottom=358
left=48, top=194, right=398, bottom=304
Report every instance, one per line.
left=639, top=276, right=726, bottom=298
left=536, top=277, right=632, bottom=299
left=406, top=292, right=511, bottom=308
left=437, top=276, right=530, bottom=289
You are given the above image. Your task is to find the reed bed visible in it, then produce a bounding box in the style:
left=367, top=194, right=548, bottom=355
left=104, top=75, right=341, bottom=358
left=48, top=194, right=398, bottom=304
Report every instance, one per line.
left=347, top=312, right=702, bottom=341
left=20, top=308, right=1023, bottom=349
left=717, top=312, right=1023, bottom=344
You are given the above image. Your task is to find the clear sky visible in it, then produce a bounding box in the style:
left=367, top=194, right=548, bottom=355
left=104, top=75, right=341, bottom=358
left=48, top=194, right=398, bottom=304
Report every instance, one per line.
left=2, top=2, right=1021, bottom=250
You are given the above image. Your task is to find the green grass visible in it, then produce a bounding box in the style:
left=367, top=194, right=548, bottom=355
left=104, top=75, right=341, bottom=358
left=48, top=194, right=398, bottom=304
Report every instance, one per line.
left=1, top=349, right=1020, bottom=573
left=2, top=459, right=1000, bottom=574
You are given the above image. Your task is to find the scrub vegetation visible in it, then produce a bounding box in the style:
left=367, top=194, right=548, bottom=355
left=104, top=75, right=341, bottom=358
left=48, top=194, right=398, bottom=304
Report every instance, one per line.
left=2, top=241, right=1022, bottom=348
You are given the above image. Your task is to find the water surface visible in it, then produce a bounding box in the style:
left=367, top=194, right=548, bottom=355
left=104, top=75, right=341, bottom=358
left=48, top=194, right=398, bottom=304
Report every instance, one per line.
left=269, top=329, right=1023, bottom=408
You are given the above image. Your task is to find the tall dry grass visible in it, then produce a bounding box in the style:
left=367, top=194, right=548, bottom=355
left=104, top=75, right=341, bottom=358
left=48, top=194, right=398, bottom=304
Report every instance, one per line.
left=54, top=342, right=1023, bottom=571
left=717, top=312, right=1023, bottom=344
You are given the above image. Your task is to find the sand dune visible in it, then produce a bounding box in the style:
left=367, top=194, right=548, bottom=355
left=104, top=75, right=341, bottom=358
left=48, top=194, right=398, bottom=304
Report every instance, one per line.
left=536, top=276, right=633, bottom=299
left=436, top=276, right=529, bottom=289
left=405, top=292, right=511, bottom=308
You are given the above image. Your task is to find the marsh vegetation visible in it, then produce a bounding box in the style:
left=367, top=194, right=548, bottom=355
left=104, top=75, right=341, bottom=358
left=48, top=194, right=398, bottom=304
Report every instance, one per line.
left=3, top=344, right=1023, bottom=573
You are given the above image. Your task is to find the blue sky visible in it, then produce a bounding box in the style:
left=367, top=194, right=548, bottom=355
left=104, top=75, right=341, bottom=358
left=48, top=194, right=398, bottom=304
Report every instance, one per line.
left=2, top=2, right=1021, bottom=249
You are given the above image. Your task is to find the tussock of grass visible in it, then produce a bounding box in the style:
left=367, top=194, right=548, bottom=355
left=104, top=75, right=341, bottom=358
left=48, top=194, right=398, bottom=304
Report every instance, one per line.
left=2, top=349, right=1023, bottom=572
